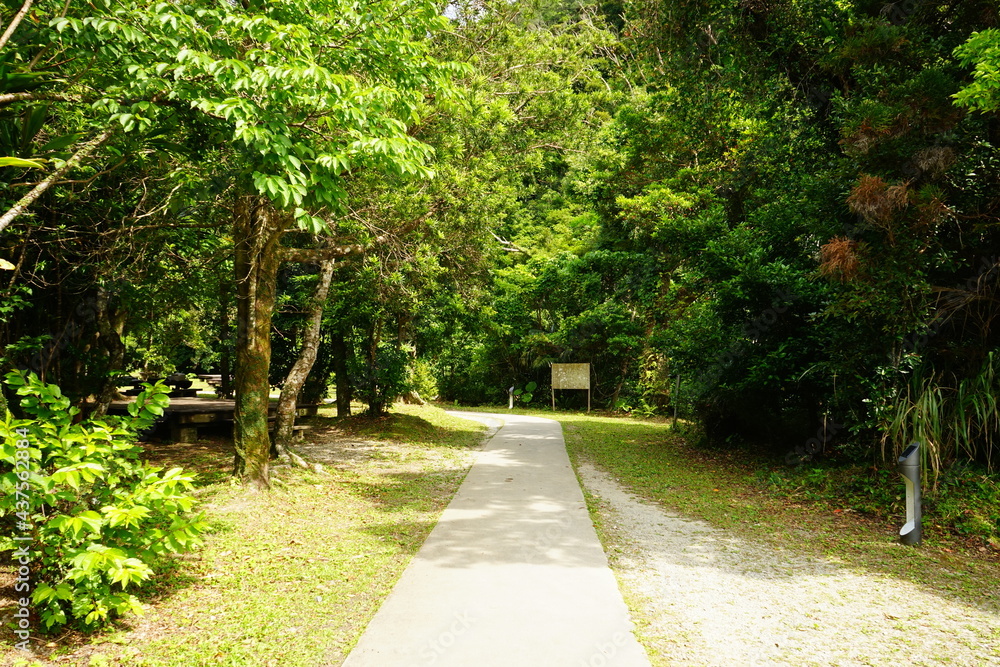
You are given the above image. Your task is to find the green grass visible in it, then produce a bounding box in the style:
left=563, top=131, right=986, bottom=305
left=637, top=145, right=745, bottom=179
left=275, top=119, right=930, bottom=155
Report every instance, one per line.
left=1, top=404, right=485, bottom=667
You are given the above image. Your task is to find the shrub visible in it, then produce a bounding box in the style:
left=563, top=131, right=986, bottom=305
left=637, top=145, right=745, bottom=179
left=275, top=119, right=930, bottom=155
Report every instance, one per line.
left=512, top=381, right=537, bottom=405
left=408, top=358, right=439, bottom=401
left=0, top=372, right=206, bottom=631
left=930, top=462, right=1000, bottom=542
left=349, top=342, right=412, bottom=416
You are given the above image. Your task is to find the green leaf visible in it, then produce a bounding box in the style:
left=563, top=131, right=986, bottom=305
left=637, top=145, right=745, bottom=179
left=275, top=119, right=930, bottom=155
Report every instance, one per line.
left=39, top=133, right=83, bottom=153
left=77, top=510, right=105, bottom=533
left=0, top=157, right=46, bottom=168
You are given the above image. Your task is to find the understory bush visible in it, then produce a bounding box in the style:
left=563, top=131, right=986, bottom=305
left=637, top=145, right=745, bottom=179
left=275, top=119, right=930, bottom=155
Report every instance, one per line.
left=930, top=463, right=1000, bottom=541
left=877, top=353, right=1000, bottom=484
left=0, top=372, right=206, bottom=632
left=763, top=460, right=999, bottom=545
left=408, top=357, right=439, bottom=401
left=349, top=342, right=412, bottom=415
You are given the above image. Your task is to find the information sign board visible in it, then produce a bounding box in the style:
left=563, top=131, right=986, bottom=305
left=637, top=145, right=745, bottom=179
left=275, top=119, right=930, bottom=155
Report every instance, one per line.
left=550, top=363, right=591, bottom=411
left=551, top=363, right=591, bottom=389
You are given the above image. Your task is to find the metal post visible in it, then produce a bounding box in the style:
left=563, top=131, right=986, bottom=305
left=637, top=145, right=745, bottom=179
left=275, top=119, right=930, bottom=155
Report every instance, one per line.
left=897, top=442, right=922, bottom=545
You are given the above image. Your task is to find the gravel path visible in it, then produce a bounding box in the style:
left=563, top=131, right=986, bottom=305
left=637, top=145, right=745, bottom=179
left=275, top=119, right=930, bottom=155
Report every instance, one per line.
left=576, top=462, right=1000, bottom=667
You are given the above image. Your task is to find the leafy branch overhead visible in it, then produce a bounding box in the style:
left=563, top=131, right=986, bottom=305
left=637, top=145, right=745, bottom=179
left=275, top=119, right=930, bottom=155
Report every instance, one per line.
left=954, top=29, right=1000, bottom=113
left=0, top=0, right=468, bottom=232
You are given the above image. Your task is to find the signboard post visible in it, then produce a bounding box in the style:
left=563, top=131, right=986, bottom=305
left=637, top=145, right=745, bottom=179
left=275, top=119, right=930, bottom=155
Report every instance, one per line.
left=551, top=363, right=591, bottom=413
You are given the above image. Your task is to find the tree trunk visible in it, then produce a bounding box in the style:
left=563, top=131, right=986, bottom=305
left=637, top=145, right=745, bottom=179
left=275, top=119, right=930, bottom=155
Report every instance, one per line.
left=365, top=322, right=384, bottom=416
left=610, top=356, right=630, bottom=410
left=332, top=331, right=352, bottom=417
left=91, top=285, right=127, bottom=418
left=232, top=195, right=288, bottom=490
left=218, top=274, right=234, bottom=399
left=273, top=258, right=336, bottom=458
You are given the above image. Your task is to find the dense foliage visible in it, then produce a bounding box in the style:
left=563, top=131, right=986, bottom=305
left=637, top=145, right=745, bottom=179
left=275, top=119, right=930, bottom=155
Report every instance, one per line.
left=2, top=0, right=998, bottom=483
left=0, top=374, right=205, bottom=630
left=416, top=0, right=1000, bottom=483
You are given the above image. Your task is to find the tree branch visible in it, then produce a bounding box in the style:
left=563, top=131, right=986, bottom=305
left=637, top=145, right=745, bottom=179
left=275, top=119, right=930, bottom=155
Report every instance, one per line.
left=281, top=244, right=373, bottom=263
left=0, top=92, right=80, bottom=106
left=0, top=130, right=113, bottom=235
left=0, top=0, right=32, bottom=53
left=25, top=0, right=71, bottom=70
left=11, top=154, right=128, bottom=188
left=281, top=204, right=439, bottom=265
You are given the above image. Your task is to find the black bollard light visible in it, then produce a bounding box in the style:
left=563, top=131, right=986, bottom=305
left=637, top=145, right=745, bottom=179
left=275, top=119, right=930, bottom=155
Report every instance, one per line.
left=897, top=442, right=922, bottom=545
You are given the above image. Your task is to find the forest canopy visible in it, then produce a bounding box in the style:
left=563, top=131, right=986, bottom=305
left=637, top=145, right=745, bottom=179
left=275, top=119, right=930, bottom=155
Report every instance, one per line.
left=2, top=0, right=999, bottom=484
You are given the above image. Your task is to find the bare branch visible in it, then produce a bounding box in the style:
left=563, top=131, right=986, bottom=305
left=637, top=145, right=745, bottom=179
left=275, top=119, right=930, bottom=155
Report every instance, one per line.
left=491, top=232, right=525, bottom=253
left=281, top=244, right=371, bottom=263
left=0, top=0, right=32, bottom=53
left=11, top=154, right=128, bottom=188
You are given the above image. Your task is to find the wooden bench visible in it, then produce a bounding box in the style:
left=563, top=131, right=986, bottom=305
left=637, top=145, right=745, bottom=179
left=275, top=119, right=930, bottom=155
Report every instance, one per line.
left=170, top=408, right=236, bottom=443
left=267, top=424, right=313, bottom=441
left=169, top=388, right=200, bottom=398
left=173, top=413, right=314, bottom=443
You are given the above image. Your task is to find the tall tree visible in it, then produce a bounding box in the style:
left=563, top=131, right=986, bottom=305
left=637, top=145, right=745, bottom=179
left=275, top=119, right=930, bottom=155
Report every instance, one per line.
left=272, top=256, right=336, bottom=460
left=3, top=0, right=464, bottom=488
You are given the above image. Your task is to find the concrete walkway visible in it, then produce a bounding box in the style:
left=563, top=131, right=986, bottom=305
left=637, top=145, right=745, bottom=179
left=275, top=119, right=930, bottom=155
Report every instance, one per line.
left=342, top=412, right=650, bottom=667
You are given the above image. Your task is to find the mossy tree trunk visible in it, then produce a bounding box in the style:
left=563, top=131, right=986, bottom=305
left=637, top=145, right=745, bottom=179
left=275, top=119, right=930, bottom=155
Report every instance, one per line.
left=232, top=195, right=289, bottom=490
left=273, top=257, right=336, bottom=458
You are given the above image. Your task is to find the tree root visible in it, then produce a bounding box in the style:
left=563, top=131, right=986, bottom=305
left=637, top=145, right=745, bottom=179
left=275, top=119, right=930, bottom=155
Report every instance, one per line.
left=275, top=445, right=326, bottom=474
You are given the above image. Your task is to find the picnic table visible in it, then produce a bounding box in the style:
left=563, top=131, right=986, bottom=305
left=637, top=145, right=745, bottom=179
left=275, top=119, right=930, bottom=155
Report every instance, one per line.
left=195, top=373, right=224, bottom=389
left=107, top=396, right=319, bottom=442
